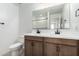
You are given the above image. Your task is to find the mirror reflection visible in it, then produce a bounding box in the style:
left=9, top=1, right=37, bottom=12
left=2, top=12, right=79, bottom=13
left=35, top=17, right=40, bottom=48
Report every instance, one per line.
left=32, top=3, right=70, bottom=29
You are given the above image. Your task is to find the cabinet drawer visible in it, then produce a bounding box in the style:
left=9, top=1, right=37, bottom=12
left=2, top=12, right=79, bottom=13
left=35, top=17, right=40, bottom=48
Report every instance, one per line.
left=59, top=45, right=78, bottom=56
left=44, top=37, right=60, bottom=44
left=60, top=39, right=78, bottom=46
left=24, top=36, right=43, bottom=41
left=44, top=37, right=79, bottom=46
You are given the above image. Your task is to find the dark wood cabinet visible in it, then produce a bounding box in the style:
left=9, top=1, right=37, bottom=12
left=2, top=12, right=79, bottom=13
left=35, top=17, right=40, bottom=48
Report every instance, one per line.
left=59, top=45, right=78, bottom=56
left=32, top=41, right=43, bottom=56
left=24, top=36, right=43, bottom=56
left=24, top=35, right=79, bottom=56
left=25, top=40, right=32, bottom=56
left=44, top=43, right=58, bottom=56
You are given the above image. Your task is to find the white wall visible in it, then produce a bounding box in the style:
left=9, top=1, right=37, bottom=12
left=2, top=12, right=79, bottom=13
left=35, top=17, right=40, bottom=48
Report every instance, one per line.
left=19, top=3, right=71, bottom=36
left=0, top=3, right=19, bottom=55
left=19, top=3, right=79, bottom=39
left=19, top=3, right=65, bottom=35
left=19, top=3, right=79, bottom=33
left=70, top=3, right=79, bottom=31
left=19, top=3, right=32, bottom=35
left=62, top=3, right=70, bottom=29
left=62, top=4, right=70, bottom=21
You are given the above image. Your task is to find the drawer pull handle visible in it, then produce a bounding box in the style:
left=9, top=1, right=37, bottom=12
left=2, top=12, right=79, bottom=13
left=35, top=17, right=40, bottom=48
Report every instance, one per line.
left=31, top=42, right=34, bottom=46
left=56, top=46, right=60, bottom=52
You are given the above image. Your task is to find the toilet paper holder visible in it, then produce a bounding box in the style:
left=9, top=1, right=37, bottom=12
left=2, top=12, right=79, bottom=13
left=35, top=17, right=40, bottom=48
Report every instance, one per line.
left=0, top=22, right=5, bottom=25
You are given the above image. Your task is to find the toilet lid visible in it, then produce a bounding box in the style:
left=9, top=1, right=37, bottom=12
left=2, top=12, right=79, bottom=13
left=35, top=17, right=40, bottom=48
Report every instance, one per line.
left=9, top=42, right=23, bottom=49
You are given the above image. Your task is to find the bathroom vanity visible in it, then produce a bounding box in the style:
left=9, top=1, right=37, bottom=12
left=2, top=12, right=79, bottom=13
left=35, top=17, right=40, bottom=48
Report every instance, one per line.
left=24, top=33, right=79, bottom=56
left=24, top=3, right=79, bottom=56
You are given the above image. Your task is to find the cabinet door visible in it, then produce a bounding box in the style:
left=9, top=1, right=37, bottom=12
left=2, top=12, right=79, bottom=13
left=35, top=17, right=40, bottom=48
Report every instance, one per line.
left=25, top=40, right=32, bottom=56
left=44, top=43, right=58, bottom=56
left=59, top=45, right=78, bottom=56
left=32, top=41, right=43, bottom=56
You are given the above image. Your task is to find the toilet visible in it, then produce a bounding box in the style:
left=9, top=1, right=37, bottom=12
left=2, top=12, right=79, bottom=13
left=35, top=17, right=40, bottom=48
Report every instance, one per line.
left=9, top=42, right=23, bottom=56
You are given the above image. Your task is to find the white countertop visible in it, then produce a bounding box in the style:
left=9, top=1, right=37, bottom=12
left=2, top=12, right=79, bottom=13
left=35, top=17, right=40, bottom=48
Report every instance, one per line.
left=25, top=32, right=79, bottom=40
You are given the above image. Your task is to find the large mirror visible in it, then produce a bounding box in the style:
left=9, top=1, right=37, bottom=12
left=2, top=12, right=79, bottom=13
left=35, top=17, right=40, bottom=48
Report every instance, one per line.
left=32, top=3, right=70, bottom=29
